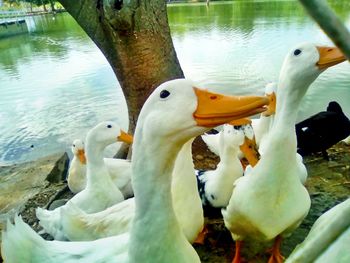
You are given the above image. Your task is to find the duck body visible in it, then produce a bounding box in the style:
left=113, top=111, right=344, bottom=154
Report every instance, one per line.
left=222, top=129, right=310, bottom=241
left=104, top=158, right=133, bottom=198
left=296, top=101, right=350, bottom=157
left=286, top=198, right=350, bottom=263
left=2, top=216, right=129, bottom=263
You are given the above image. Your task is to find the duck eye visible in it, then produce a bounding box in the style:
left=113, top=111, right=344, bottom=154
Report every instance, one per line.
left=160, top=90, right=170, bottom=99
left=107, top=124, right=112, bottom=128
left=294, top=49, right=302, bottom=56
left=73, top=144, right=75, bottom=147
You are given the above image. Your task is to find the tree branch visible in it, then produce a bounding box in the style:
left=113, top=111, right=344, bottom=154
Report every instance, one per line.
left=298, top=0, right=350, bottom=60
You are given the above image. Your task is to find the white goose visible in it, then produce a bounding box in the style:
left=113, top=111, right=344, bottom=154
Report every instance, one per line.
left=286, top=198, right=350, bottom=263
left=67, top=139, right=133, bottom=198
left=60, top=138, right=204, bottom=243
left=222, top=43, right=346, bottom=263
left=67, top=139, right=87, bottom=194
left=36, top=121, right=132, bottom=240
left=1, top=79, right=269, bottom=263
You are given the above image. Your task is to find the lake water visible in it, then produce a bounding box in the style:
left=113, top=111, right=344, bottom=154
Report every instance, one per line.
left=1, top=0, right=350, bottom=164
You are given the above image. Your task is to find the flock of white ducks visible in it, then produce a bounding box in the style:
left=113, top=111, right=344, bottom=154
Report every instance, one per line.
left=1, top=43, right=349, bottom=263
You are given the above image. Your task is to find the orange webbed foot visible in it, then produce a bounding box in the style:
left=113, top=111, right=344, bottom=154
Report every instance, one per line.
left=232, top=240, right=243, bottom=263
left=193, top=225, right=209, bottom=245
left=267, top=236, right=285, bottom=263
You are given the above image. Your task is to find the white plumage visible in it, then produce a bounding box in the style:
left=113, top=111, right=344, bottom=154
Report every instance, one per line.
left=2, top=79, right=268, bottom=262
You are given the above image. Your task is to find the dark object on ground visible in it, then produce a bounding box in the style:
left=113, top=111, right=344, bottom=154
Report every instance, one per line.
left=48, top=199, right=69, bottom=210
left=296, top=101, right=350, bottom=159
left=46, top=152, right=69, bottom=183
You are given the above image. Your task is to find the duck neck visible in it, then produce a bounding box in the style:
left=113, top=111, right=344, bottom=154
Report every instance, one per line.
left=130, top=130, right=195, bottom=261
left=266, top=76, right=308, bottom=163
left=171, top=139, right=197, bottom=196
left=221, top=145, right=240, bottom=164
left=212, top=148, right=242, bottom=193
left=85, top=142, right=109, bottom=187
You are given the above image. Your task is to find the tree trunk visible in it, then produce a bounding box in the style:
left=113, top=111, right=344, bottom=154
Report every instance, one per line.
left=49, top=0, right=55, bottom=12
left=58, top=0, right=184, bottom=136
left=43, top=4, right=47, bottom=12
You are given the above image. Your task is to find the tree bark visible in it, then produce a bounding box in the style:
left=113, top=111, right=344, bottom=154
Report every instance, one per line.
left=49, top=0, right=55, bottom=12
left=58, top=0, right=184, bottom=135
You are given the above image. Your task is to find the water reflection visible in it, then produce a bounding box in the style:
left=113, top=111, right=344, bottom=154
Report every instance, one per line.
left=1, top=0, right=350, bottom=164
left=0, top=13, right=128, bottom=164
left=168, top=0, right=350, bottom=122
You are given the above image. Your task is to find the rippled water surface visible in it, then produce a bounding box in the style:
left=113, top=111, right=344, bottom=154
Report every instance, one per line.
left=1, top=0, right=350, bottom=164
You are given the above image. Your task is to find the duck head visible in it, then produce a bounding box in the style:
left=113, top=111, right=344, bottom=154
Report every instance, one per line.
left=86, top=121, right=133, bottom=149
left=219, top=124, right=245, bottom=153
left=71, top=139, right=86, bottom=164
left=135, top=79, right=269, bottom=146
left=238, top=124, right=260, bottom=167
left=279, top=43, right=346, bottom=97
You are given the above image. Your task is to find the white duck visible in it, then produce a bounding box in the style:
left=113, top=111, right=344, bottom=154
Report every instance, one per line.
left=67, top=139, right=87, bottom=194
left=67, top=138, right=133, bottom=198
left=222, top=43, right=346, bottom=263
left=36, top=121, right=133, bottom=240
left=197, top=124, right=252, bottom=208
left=1, top=79, right=269, bottom=263
left=60, top=138, right=204, bottom=243
left=286, top=198, right=350, bottom=263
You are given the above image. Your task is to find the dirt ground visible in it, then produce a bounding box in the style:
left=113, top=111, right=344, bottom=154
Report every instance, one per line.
left=4, top=138, right=350, bottom=262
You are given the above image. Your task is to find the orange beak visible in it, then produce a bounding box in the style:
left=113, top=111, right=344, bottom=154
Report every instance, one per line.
left=262, top=92, right=276, bottom=117
left=316, top=46, right=346, bottom=70
left=77, top=149, right=86, bottom=165
left=228, top=118, right=252, bottom=126
left=117, top=130, right=133, bottom=144
left=193, top=87, right=269, bottom=128
left=239, top=136, right=260, bottom=167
